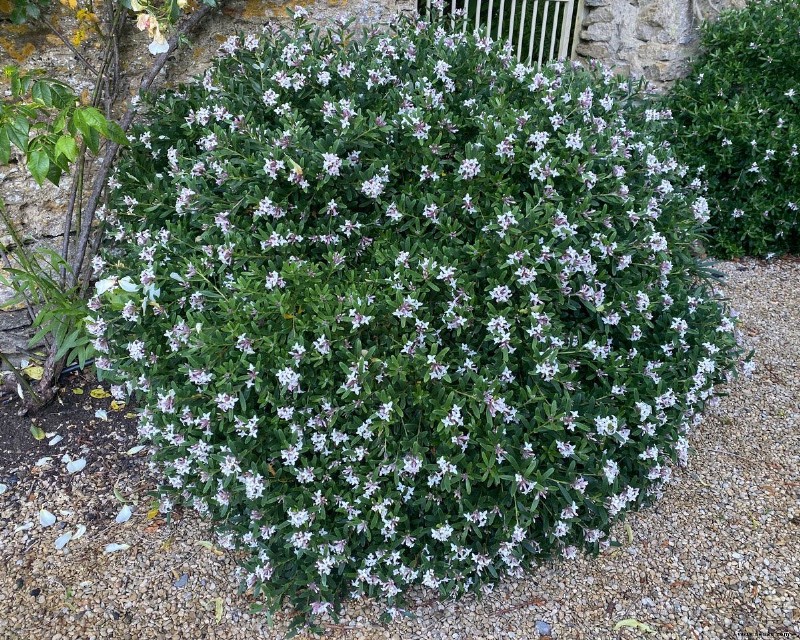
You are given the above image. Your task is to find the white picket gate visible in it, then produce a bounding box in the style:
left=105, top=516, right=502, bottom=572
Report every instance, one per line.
left=421, top=0, right=585, bottom=67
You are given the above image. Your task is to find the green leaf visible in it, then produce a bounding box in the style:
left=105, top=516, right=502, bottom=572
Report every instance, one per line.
left=55, top=328, right=82, bottom=360
left=53, top=108, right=69, bottom=135
left=54, top=135, right=79, bottom=163
left=31, top=80, right=53, bottom=107
left=45, top=161, right=63, bottom=186
left=25, top=2, right=41, bottom=20
left=9, top=70, right=21, bottom=95
left=0, top=127, right=10, bottom=165
left=72, top=109, right=99, bottom=153
left=77, top=106, right=109, bottom=135
left=27, top=148, right=49, bottom=185
left=78, top=344, right=90, bottom=370
left=84, top=126, right=100, bottom=155
left=105, top=121, right=129, bottom=146
left=7, top=116, right=30, bottom=153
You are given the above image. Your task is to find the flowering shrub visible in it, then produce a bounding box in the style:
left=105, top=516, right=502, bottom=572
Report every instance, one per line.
left=90, top=10, right=744, bottom=628
left=667, top=0, right=800, bottom=257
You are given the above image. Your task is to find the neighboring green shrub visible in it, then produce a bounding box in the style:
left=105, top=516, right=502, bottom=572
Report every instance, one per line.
left=667, top=0, right=800, bottom=258
left=91, top=10, right=743, bottom=629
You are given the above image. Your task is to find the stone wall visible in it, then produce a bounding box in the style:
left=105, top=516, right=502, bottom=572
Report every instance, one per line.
left=0, top=0, right=414, bottom=366
left=575, top=0, right=746, bottom=89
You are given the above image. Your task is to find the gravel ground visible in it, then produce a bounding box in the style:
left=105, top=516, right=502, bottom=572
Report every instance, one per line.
left=1, top=259, right=798, bottom=640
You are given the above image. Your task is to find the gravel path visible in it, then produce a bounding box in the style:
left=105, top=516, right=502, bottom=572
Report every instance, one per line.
left=1, top=259, right=798, bottom=640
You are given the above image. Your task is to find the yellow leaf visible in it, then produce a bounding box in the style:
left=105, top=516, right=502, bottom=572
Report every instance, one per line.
left=110, top=400, right=126, bottom=411
left=124, top=412, right=137, bottom=419
left=625, top=523, right=633, bottom=544
left=58, top=0, right=77, bottom=8
left=146, top=507, right=159, bottom=520
left=196, top=540, right=224, bottom=556
left=30, top=425, right=46, bottom=440
left=90, top=387, right=111, bottom=399
left=72, top=388, right=84, bottom=395
left=282, top=313, right=295, bottom=319
left=23, top=365, right=44, bottom=381
left=614, top=618, right=656, bottom=634
left=214, top=597, right=223, bottom=623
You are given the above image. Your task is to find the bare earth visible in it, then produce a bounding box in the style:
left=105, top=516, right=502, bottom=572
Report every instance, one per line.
left=1, top=259, right=798, bottom=640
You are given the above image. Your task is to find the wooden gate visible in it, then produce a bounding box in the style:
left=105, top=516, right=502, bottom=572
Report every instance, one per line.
left=420, top=0, right=585, bottom=67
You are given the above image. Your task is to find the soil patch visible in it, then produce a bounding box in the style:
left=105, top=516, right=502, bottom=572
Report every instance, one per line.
left=0, top=370, right=138, bottom=481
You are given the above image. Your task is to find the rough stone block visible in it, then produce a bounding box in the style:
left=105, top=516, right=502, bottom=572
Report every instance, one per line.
left=582, top=7, right=614, bottom=25
left=639, top=42, right=683, bottom=61
left=575, top=42, right=611, bottom=59
left=0, top=310, right=30, bottom=332
left=634, top=0, right=682, bottom=42
left=581, top=23, right=614, bottom=42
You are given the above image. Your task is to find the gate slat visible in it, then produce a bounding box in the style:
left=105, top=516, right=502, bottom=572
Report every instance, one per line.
left=548, top=1, right=561, bottom=62
left=558, top=0, right=575, bottom=60
left=496, top=0, right=505, bottom=41
left=526, top=0, right=539, bottom=64
left=537, top=1, right=550, bottom=68
left=420, top=0, right=580, bottom=66
left=516, top=0, right=528, bottom=61
left=507, top=0, right=517, bottom=49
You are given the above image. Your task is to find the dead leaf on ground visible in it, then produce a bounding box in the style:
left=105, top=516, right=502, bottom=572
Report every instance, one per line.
left=23, top=365, right=44, bottom=380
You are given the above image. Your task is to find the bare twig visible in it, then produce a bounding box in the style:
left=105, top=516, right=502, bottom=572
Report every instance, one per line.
left=59, top=143, right=87, bottom=285
left=79, top=218, right=106, bottom=300
left=493, top=597, right=547, bottom=616
left=37, top=18, right=103, bottom=78
left=61, top=3, right=125, bottom=287
left=67, top=3, right=216, bottom=289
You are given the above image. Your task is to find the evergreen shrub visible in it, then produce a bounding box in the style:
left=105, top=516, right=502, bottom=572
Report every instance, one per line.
left=90, top=10, right=744, bottom=627
left=668, top=0, right=800, bottom=257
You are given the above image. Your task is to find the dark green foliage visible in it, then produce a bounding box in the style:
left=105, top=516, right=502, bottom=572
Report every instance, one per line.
left=92, top=13, right=743, bottom=631
left=668, top=0, right=800, bottom=257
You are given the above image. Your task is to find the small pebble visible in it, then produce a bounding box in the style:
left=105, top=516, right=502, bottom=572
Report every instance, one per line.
left=174, top=573, right=189, bottom=588
left=535, top=620, right=552, bottom=636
